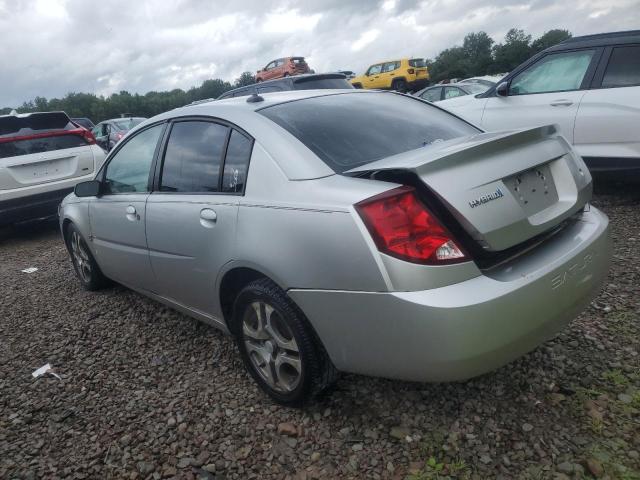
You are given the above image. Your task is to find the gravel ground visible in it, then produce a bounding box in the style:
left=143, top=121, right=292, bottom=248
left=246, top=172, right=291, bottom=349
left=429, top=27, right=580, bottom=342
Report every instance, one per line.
left=1, top=183, right=638, bottom=480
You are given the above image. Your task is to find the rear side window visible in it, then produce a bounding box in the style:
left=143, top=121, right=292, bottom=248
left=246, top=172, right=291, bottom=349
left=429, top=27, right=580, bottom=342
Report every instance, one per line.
left=509, top=50, right=595, bottom=95
left=0, top=134, right=87, bottom=159
left=259, top=92, right=479, bottom=173
left=222, top=130, right=253, bottom=193
left=160, top=121, right=229, bottom=193
left=602, top=46, right=640, bottom=88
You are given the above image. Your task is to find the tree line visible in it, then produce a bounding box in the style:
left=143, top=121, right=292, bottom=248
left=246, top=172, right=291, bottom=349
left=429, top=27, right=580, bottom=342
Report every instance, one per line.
left=1, top=28, right=571, bottom=123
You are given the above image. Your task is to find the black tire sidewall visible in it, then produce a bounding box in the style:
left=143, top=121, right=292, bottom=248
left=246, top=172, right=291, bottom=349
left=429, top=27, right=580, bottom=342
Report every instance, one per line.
left=393, top=79, right=407, bottom=92
left=233, top=281, right=314, bottom=406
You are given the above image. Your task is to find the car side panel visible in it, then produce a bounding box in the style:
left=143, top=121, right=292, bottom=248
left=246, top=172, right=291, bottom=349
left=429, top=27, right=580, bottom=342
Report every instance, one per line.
left=573, top=85, right=640, bottom=161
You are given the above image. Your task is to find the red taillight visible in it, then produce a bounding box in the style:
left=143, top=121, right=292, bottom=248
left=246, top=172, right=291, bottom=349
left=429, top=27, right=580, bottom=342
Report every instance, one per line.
left=355, top=186, right=468, bottom=265
left=407, top=68, right=415, bottom=74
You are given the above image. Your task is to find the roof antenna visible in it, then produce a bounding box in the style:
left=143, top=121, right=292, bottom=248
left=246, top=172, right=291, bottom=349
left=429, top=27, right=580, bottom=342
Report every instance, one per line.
left=246, top=84, right=264, bottom=103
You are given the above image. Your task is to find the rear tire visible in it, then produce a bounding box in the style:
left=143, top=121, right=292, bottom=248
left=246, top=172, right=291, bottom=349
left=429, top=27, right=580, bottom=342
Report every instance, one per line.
left=232, top=278, right=338, bottom=406
left=65, top=223, right=109, bottom=291
left=392, top=78, right=408, bottom=93
left=256, top=78, right=263, bottom=83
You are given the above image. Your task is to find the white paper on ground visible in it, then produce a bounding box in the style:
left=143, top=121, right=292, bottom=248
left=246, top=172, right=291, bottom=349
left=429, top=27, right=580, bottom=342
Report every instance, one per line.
left=21, top=267, right=38, bottom=273
left=31, top=363, right=61, bottom=380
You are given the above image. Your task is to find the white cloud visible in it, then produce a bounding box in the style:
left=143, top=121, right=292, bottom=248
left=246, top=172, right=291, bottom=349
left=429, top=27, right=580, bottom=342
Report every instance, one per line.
left=351, top=29, right=381, bottom=51
left=0, top=0, right=636, bottom=107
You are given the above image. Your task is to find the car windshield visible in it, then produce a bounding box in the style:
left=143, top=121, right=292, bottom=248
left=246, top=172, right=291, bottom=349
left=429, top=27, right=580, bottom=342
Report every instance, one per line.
left=409, top=59, right=426, bottom=68
left=113, top=118, right=144, bottom=131
left=259, top=92, right=479, bottom=173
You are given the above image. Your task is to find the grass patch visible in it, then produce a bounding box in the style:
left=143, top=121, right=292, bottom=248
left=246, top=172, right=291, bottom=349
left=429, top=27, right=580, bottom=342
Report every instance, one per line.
left=405, top=457, right=471, bottom=480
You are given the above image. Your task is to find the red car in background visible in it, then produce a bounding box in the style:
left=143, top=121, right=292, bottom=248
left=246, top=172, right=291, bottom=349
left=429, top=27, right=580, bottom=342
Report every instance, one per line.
left=256, top=57, right=311, bottom=82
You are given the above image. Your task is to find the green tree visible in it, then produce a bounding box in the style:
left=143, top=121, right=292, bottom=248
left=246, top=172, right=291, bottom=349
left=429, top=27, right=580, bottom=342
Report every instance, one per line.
left=491, top=28, right=532, bottom=73
left=531, top=29, right=572, bottom=54
left=234, top=71, right=255, bottom=87
left=427, top=46, right=468, bottom=82
left=462, top=31, right=494, bottom=75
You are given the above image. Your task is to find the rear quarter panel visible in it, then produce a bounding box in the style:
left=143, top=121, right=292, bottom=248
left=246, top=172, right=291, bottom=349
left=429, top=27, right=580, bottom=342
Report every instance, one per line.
left=234, top=143, right=390, bottom=292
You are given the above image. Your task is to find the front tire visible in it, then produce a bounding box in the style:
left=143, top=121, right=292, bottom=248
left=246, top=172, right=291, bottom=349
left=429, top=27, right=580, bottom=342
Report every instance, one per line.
left=65, top=224, right=109, bottom=291
left=392, top=78, right=408, bottom=93
left=232, top=278, right=337, bottom=406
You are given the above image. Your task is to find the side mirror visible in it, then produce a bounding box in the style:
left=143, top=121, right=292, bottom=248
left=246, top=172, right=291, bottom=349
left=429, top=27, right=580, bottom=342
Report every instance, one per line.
left=496, top=81, right=509, bottom=97
left=74, top=180, right=101, bottom=197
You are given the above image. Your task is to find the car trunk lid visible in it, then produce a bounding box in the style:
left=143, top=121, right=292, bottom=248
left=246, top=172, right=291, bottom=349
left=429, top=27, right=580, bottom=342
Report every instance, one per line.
left=345, top=125, right=592, bottom=252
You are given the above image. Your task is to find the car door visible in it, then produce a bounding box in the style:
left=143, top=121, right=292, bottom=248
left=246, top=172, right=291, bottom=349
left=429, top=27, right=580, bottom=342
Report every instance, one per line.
left=365, top=64, right=383, bottom=89
left=262, top=61, right=276, bottom=80
left=89, top=123, right=165, bottom=290
left=481, top=49, right=601, bottom=144
left=146, top=120, right=253, bottom=318
left=574, top=44, right=640, bottom=166
left=380, top=61, right=398, bottom=88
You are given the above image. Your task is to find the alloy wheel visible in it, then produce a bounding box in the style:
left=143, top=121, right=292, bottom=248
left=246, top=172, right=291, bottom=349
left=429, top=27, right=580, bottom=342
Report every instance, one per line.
left=242, top=301, right=302, bottom=393
left=70, top=231, right=92, bottom=283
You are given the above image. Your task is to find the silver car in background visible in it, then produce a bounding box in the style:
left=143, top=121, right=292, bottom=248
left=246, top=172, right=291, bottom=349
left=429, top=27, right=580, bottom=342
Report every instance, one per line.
left=60, top=90, right=610, bottom=405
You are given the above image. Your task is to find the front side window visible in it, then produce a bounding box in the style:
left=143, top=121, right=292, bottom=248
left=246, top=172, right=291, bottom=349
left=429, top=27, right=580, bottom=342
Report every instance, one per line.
left=103, top=124, right=163, bottom=194
left=420, top=87, right=442, bottom=102
left=602, top=46, right=640, bottom=88
left=259, top=92, right=479, bottom=173
left=367, top=64, right=382, bottom=75
left=160, top=121, right=229, bottom=193
left=222, top=130, right=253, bottom=193
left=509, top=50, right=596, bottom=95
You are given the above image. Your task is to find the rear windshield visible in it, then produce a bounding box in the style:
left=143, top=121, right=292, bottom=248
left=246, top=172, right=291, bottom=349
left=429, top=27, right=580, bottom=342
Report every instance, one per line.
left=0, top=111, right=88, bottom=159
left=0, top=134, right=87, bottom=159
left=291, top=57, right=306, bottom=64
left=259, top=92, right=478, bottom=172
left=294, top=78, right=353, bottom=90
left=409, top=59, right=426, bottom=68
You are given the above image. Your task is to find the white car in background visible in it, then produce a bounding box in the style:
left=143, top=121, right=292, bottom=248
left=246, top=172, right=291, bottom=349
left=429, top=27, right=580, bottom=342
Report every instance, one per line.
left=438, top=30, right=640, bottom=178
left=0, top=111, right=106, bottom=226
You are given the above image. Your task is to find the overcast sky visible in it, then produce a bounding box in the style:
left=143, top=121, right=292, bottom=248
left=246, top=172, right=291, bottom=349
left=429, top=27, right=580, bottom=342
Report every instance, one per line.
left=0, top=0, right=638, bottom=107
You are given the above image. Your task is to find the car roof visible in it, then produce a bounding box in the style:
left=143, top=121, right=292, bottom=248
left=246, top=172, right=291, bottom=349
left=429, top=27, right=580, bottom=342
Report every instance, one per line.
left=549, top=29, right=640, bottom=51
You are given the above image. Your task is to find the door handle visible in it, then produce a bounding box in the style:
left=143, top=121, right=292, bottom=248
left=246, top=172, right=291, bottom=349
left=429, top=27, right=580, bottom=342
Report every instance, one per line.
left=550, top=100, right=573, bottom=107
left=125, top=205, right=139, bottom=221
left=200, top=208, right=217, bottom=227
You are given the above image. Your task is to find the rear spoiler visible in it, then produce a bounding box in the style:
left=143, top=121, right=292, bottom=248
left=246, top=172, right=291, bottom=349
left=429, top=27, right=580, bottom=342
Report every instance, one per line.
left=0, top=128, right=94, bottom=145
left=0, top=111, right=71, bottom=137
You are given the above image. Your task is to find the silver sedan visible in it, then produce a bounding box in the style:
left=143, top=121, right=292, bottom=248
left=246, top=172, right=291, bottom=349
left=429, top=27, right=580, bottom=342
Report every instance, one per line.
left=60, top=90, right=611, bottom=405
